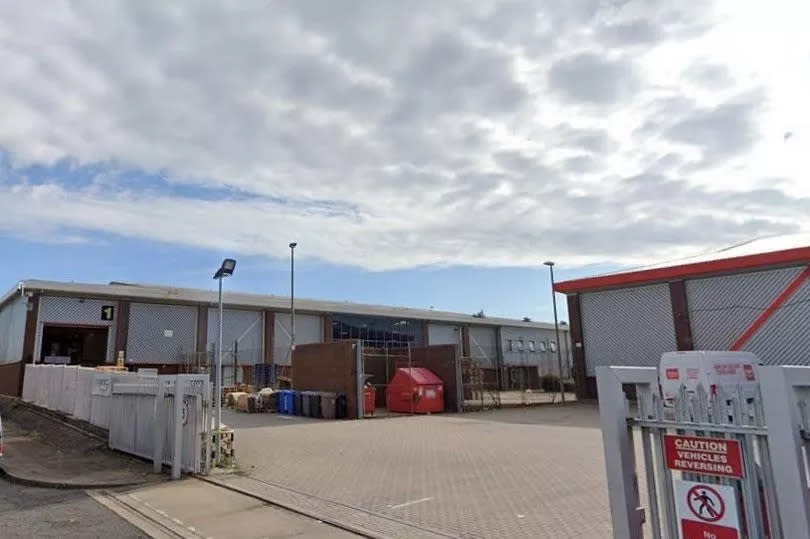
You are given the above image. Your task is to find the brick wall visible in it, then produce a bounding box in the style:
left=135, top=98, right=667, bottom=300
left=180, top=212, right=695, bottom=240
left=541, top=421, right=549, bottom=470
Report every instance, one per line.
left=292, top=341, right=359, bottom=419
left=410, top=345, right=459, bottom=413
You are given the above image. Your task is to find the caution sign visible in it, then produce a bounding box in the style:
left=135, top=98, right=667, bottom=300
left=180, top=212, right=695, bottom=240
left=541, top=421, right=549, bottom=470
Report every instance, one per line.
left=675, top=480, right=740, bottom=539
left=665, top=434, right=744, bottom=478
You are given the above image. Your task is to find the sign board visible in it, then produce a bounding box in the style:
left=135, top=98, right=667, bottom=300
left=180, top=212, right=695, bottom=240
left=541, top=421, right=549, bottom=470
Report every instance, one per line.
left=91, top=373, right=113, bottom=397
left=101, top=305, right=115, bottom=321
left=675, top=480, right=740, bottom=539
left=659, top=351, right=761, bottom=401
left=665, top=435, right=745, bottom=479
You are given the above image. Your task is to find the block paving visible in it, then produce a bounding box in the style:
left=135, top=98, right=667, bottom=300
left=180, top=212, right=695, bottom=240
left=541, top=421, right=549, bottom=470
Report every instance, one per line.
left=222, top=404, right=632, bottom=538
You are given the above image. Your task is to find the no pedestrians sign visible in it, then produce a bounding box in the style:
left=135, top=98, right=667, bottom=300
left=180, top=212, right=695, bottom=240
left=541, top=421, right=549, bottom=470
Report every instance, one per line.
left=675, top=480, right=740, bottom=539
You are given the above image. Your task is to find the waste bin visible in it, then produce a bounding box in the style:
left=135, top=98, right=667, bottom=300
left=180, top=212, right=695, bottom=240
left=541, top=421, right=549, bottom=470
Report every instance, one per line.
left=320, top=392, right=337, bottom=419
left=294, top=391, right=303, bottom=416
left=364, top=384, right=376, bottom=417
left=336, top=393, right=348, bottom=419
left=301, top=391, right=312, bottom=417
left=309, top=392, right=321, bottom=418
left=386, top=367, right=444, bottom=414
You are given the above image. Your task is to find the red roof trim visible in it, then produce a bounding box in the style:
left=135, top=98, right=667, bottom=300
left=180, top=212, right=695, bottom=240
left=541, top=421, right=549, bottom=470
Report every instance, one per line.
left=554, top=246, right=810, bottom=294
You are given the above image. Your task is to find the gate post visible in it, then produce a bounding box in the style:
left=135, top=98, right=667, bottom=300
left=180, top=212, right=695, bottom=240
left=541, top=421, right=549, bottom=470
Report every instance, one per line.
left=153, top=378, right=166, bottom=474
left=172, top=376, right=185, bottom=480
left=597, top=367, right=652, bottom=539
left=759, top=366, right=810, bottom=538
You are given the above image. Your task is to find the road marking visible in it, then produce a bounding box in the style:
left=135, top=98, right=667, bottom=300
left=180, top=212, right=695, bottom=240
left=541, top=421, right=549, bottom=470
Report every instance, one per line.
left=156, top=509, right=169, bottom=518
left=388, top=497, right=433, bottom=509
left=172, top=517, right=184, bottom=525
left=188, top=526, right=197, bottom=532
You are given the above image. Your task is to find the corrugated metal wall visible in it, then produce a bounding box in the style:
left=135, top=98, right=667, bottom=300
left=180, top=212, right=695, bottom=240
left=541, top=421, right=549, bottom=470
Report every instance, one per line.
left=687, top=266, right=810, bottom=365
left=206, top=308, right=263, bottom=365
left=427, top=324, right=460, bottom=347
left=580, top=284, right=676, bottom=375
left=274, top=313, right=322, bottom=365
left=500, top=326, right=560, bottom=368
left=469, top=326, right=497, bottom=368
left=128, top=303, right=197, bottom=363
left=36, top=296, right=117, bottom=364
left=0, top=296, right=26, bottom=365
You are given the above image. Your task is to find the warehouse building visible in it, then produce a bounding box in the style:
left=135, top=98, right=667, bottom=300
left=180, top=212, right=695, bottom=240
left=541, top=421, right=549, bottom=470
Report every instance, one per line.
left=0, top=279, right=571, bottom=396
left=555, top=234, right=810, bottom=399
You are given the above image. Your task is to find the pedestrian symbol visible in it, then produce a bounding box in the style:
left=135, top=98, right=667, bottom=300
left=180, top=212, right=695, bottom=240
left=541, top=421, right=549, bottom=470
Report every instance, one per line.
left=686, top=485, right=725, bottom=522
left=675, top=480, right=739, bottom=539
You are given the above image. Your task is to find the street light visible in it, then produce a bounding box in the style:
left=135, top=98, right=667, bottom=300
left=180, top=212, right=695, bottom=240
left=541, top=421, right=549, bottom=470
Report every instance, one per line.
left=213, top=257, right=236, bottom=465
left=544, top=260, right=565, bottom=405
left=289, top=243, right=297, bottom=359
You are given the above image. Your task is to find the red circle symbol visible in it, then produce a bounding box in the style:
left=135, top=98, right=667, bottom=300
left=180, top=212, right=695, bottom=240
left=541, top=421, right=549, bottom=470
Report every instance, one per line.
left=686, top=484, right=725, bottom=522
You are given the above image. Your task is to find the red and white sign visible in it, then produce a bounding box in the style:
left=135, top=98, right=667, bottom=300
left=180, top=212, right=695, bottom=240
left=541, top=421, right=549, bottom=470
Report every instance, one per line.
left=675, top=480, right=740, bottom=539
left=664, top=435, right=745, bottom=479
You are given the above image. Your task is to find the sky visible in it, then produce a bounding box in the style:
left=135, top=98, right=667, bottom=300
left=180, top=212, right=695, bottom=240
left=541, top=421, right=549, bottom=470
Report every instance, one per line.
left=1, top=1, right=809, bottom=322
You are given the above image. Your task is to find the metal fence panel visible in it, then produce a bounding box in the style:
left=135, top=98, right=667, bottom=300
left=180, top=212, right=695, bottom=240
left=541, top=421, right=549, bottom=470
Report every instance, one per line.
left=73, top=367, right=94, bottom=421
left=58, top=366, right=78, bottom=414
left=128, top=303, right=197, bottom=363
left=581, top=284, right=676, bottom=375
left=686, top=266, right=803, bottom=357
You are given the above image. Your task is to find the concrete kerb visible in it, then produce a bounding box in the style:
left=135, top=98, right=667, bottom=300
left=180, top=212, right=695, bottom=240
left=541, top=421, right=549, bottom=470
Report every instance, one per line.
left=0, top=466, right=150, bottom=491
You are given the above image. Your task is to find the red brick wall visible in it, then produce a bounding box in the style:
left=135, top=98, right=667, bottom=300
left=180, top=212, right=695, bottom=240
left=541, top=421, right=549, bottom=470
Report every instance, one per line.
left=410, top=345, right=459, bottom=412
left=292, top=341, right=359, bottom=419
left=0, top=362, right=23, bottom=396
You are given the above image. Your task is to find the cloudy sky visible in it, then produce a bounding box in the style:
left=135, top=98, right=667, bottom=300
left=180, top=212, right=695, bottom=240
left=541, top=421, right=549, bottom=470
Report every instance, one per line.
left=1, top=1, right=808, bottom=320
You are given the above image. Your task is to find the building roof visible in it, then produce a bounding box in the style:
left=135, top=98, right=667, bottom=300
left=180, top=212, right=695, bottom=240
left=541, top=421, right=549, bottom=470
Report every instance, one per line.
left=555, top=233, right=810, bottom=294
left=2, top=279, right=561, bottom=330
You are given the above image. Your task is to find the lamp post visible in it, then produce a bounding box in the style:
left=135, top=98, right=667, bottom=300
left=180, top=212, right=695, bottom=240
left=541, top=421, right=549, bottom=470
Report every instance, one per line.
left=544, top=260, right=565, bottom=404
left=289, top=243, right=297, bottom=359
left=213, top=258, right=236, bottom=464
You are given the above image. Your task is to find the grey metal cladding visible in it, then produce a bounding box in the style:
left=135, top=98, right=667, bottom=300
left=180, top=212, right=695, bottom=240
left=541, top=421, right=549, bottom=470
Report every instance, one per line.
left=128, top=303, right=197, bottom=363
left=37, top=296, right=117, bottom=363
left=744, top=272, right=810, bottom=365
left=469, top=326, right=497, bottom=368
left=686, top=266, right=802, bottom=352
left=581, top=284, right=676, bottom=375
left=207, top=308, right=263, bottom=365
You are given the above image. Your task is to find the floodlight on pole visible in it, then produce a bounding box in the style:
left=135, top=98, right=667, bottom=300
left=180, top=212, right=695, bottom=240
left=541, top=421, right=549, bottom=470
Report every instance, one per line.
left=289, top=243, right=297, bottom=359
left=212, top=257, right=236, bottom=465
left=544, top=260, right=566, bottom=405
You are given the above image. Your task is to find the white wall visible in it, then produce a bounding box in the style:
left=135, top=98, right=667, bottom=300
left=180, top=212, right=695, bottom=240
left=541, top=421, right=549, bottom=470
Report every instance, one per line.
left=0, top=295, right=27, bottom=365
left=274, top=313, right=322, bottom=365
left=36, top=296, right=117, bottom=364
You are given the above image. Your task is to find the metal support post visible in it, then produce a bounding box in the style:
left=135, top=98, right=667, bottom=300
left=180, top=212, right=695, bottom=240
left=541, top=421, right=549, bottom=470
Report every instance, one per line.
left=215, top=276, right=223, bottom=465
left=759, top=366, right=810, bottom=538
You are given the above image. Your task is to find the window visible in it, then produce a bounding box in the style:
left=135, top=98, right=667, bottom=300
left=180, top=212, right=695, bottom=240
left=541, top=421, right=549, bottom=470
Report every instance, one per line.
left=528, top=340, right=536, bottom=352
left=549, top=341, right=557, bottom=353
left=538, top=341, right=547, bottom=353
left=508, top=339, right=515, bottom=352
left=516, top=339, right=524, bottom=351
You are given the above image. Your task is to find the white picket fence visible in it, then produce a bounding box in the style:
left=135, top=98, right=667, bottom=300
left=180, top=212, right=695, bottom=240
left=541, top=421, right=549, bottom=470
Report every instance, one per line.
left=20, top=364, right=212, bottom=477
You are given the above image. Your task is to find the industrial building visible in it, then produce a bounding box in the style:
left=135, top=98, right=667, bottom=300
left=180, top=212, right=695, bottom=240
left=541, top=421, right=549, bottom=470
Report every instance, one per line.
left=0, top=279, right=571, bottom=397
left=555, top=234, right=810, bottom=399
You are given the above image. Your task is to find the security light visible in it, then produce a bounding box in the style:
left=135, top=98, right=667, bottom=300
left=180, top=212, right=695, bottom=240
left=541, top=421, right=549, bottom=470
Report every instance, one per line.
left=543, top=260, right=555, bottom=267
left=213, top=258, right=237, bottom=279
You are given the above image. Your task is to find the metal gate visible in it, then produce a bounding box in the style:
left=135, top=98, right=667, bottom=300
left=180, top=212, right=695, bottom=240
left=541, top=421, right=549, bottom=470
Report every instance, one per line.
left=108, top=374, right=211, bottom=478
left=597, top=365, right=810, bottom=538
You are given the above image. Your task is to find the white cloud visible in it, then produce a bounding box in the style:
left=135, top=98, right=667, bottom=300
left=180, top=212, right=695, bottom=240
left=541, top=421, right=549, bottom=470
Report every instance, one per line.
left=0, top=0, right=808, bottom=270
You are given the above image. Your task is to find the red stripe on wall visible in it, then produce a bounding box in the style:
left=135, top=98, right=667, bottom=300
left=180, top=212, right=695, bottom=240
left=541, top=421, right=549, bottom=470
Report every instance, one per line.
left=730, top=266, right=810, bottom=351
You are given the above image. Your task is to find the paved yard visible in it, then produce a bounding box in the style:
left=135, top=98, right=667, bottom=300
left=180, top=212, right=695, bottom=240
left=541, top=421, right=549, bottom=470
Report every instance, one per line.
left=222, top=404, right=621, bottom=538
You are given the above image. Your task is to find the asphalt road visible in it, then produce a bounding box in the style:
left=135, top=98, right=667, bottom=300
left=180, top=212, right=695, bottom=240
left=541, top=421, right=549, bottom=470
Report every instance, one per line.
left=0, top=476, right=147, bottom=538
